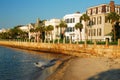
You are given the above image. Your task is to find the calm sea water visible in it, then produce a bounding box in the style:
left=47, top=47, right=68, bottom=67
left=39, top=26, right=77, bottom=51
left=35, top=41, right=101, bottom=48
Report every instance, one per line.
left=0, top=46, right=62, bottom=80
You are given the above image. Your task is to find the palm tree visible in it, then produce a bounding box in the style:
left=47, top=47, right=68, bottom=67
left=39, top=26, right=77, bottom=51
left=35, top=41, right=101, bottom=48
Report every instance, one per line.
left=46, top=25, right=54, bottom=41
left=106, top=12, right=120, bottom=41
left=80, top=14, right=90, bottom=40
left=35, top=19, right=46, bottom=42
left=59, top=20, right=67, bottom=39
left=75, top=23, right=83, bottom=41
left=56, top=25, right=59, bottom=37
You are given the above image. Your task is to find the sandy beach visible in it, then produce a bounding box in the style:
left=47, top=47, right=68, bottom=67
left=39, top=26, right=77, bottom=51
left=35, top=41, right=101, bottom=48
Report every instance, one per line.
left=47, top=57, right=120, bottom=80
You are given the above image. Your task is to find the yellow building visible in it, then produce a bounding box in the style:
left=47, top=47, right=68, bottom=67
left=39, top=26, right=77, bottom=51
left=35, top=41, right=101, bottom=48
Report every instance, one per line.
left=86, top=1, right=120, bottom=41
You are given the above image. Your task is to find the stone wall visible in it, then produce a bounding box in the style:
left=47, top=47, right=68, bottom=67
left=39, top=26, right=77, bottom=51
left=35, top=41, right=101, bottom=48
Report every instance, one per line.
left=0, top=41, right=120, bottom=58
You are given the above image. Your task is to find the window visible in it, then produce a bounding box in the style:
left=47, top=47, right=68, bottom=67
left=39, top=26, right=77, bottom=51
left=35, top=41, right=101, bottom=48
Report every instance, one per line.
left=66, top=19, right=69, bottom=23
left=105, top=16, right=107, bottom=23
left=94, top=17, right=96, bottom=25
left=88, top=10, right=91, bottom=15
left=65, top=18, right=76, bottom=23
left=98, top=7, right=102, bottom=14
left=73, top=18, right=75, bottom=23
left=102, top=5, right=106, bottom=13
left=106, top=6, right=110, bottom=13
left=115, top=7, right=119, bottom=14
left=73, top=27, right=75, bottom=32
left=100, top=16, right=102, bottom=24
left=96, top=7, right=98, bottom=14
left=70, top=27, right=72, bottom=32
left=93, top=8, right=96, bottom=15
left=97, top=17, right=98, bottom=24
left=94, top=29, right=96, bottom=36
left=99, top=28, right=102, bottom=36
left=97, top=29, right=99, bottom=36
left=97, top=16, right=102, bottom=24
left=70, top=18, right=72, bottom=23
left=92, top=17, right=96, bottom=25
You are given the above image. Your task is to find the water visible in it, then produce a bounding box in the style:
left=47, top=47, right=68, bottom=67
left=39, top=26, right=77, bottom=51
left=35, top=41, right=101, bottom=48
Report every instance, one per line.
left=0, top=46, right=62, bottom=80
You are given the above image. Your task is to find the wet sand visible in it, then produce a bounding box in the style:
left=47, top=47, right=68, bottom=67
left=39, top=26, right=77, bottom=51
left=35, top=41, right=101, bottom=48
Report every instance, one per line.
left=47, top=57, right=120, bottom=80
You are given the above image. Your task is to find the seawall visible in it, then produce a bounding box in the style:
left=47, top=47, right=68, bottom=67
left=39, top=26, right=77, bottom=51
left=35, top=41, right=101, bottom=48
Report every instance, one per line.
left=0, top=41, right=120, bottom=58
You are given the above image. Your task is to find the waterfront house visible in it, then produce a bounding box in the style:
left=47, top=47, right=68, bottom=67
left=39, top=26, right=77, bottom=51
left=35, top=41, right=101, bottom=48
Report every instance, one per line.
left=28, top=18, right=45, bottom=42
left=0, top=28, right=9, bottom=33
left=27, top=23, right=35, bottom=40
left=63, top=12, right=86, bottom=42
left=86, top=1, right=120, bottom=42
left=45, top=19, right=61, bottom=41
left=19, top=25, right=29, bottom=32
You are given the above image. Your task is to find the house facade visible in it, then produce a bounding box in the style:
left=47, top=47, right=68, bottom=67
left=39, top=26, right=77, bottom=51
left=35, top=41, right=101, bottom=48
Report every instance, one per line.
left=63, top=12, right=86, bottom=42
left=19, top=25, right=29, bottom=32
left=86, top=1, right=120, bottom=41
left=27, top=23, right=35, bottom=40
left=45, top=19, right=61, bottom=41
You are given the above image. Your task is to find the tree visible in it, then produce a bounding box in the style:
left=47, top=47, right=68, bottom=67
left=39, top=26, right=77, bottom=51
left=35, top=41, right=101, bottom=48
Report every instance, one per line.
left=80, top=14, right=90, bottom=40
left=6, top=26, right=28, bottom=39
left=115, top=22, right=120, bottom=40
left=0, top=32, right=10, bottom=39
left=45, top=25, right=54, bottom=41
left=56, top=25, right=59, bottom=37
left=106, top=12, right=120, bottom=41
left=75, top=23, right=83, bottom=41
left=31, top=19, right=46, bottom=42
left=59, top=20, right=67, bottom=39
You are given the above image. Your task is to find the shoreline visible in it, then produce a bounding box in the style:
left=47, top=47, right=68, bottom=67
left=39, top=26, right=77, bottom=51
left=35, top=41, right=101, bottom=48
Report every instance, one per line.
left=46, top=57, right=120, bottom=80
left=46, top=56, right=75, bottom=80
left=0, top=41, right=120, bottom=80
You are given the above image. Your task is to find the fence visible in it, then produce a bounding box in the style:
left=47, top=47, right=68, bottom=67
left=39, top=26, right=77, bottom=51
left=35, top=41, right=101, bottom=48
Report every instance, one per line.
left=0, top=38, right=119, bottom=45
left=0, top=39, right=120, bottom=58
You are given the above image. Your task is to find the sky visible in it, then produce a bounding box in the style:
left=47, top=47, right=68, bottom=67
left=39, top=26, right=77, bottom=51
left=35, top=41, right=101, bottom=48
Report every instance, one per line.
left=0, top=0, right=120, bottom=29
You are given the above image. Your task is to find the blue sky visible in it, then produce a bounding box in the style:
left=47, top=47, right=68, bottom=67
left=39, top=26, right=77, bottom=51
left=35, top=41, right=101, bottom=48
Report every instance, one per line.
left=0, top=0, right=120, bottom=28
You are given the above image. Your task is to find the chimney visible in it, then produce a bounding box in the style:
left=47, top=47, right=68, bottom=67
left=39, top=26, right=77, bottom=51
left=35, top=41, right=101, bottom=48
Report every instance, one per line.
left=109, top=0, right=115, bottom=12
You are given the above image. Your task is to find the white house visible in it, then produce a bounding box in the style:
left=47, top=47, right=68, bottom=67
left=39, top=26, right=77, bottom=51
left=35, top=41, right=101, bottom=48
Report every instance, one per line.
left=0, top=28, right=9, bottom=33
left=45, top=18, right=61, bottom=40
left=19, top=25, right=29, bottom=32
left=63, top=12, right=86, bottom=42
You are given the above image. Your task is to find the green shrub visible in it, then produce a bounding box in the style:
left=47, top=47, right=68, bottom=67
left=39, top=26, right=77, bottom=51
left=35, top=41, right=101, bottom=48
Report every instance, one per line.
left=96, top=41, right=106, bottom=45
left=109, top=41, right=117, bottom=45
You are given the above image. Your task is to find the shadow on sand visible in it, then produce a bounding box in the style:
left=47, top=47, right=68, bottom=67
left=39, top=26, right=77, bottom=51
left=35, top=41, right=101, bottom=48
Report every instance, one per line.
left=88, top=69, right=120, bottom=80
